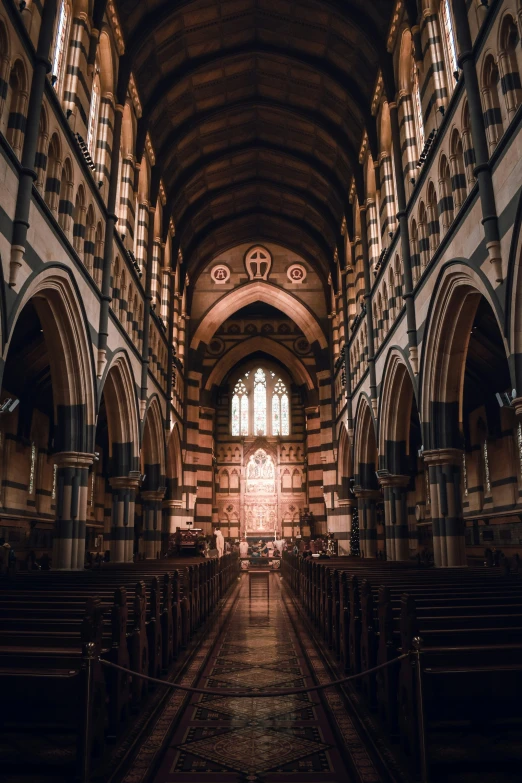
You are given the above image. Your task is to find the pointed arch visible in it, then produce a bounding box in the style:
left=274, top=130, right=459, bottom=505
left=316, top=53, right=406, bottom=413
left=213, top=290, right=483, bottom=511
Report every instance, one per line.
left=191, top=282, right=327, bottom=350
left=99, top=350, right=141, bottom=473
left=204, top=336, right=314, bottom=391
left=5, top=267, right=96, bottom=450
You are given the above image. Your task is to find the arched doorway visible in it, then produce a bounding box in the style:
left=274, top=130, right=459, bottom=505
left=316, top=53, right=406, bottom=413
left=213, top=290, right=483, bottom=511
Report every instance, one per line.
left=92, top=354, right=141, bottom=562
left=0, top=274, right=95, bottom=569
left=379, top=353, right=423, bottom=560
left=421, top=270, right=514, bottom=565
left=354, top=400, right=380, bottom=558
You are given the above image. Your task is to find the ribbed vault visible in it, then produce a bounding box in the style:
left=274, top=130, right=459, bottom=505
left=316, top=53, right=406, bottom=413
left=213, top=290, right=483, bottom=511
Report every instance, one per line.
left=115, top=0, right=396, bottom=281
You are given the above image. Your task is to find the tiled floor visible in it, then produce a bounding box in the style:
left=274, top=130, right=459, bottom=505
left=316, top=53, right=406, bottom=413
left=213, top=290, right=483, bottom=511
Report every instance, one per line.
left=152, top=573, right=355, bottom=782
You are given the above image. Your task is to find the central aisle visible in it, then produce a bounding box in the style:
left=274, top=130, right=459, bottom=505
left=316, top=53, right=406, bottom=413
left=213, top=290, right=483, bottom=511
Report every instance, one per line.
left=145, top=573, right=383, bottom=783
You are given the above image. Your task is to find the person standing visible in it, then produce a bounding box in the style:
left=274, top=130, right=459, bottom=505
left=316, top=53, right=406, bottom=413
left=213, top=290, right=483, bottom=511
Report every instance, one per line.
left=215, top=527, right=225, bottom=558
left=239, top=538, right=249, bottom=558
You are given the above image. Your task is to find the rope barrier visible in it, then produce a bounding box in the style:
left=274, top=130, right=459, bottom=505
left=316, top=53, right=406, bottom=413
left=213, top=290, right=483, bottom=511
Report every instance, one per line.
left=99, top=653, right=409, bottom=698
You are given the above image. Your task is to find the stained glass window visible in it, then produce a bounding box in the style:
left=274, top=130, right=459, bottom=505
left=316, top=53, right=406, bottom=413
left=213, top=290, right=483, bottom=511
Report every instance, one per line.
left=254, top=368, right=267, bottom=436
left=52, top=0, right=70, bottom=92
left=441, top=0, right=458, bottom=88
left=231, top=379, right=248, bottom=436
left=87, top=66, right=100, bottom=155
left=412, top=60, right=425, bottom=153
left=272, top=379, right=289, bottom=436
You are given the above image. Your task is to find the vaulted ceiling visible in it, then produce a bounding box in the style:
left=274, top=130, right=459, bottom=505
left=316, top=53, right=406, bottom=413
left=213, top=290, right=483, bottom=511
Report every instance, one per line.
left=115, top=0, right=397, bottom=282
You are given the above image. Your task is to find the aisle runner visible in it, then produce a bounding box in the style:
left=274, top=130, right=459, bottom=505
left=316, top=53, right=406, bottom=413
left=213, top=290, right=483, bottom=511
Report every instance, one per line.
left=151, top=575, right=379, bottom=783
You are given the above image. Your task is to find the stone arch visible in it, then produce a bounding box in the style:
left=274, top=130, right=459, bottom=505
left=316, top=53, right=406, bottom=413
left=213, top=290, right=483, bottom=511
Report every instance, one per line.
left=337, top=421, right=353, bottom=500
left=354, top=396, right=378, bottom=488
left=419, top=263, right=507, bottom=449
left=166, top=422, right=183, bottom=499
left=204, top=336, right=315, bottom=391
left=141, top=395, right=166, bottom=484
left=191, top=282, right=327, bottom=350
left=4, top=268, right=96, bottom=451
left=378, top=349, right=419, bottom=472
left=98, top=350, right=141, bottom=473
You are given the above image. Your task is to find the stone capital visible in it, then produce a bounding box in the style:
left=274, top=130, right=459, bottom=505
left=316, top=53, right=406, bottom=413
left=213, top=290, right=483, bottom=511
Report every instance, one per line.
left=109, top=475, right=141, bottom=491
left=353, top=486, right=381, bottom=500
left=141, top=489, right=166, bottom=502
left=422, top=448, right=463, bottom=467
left=163, top=499, right=184, bottom=510
left=53, top=451, right=96, bottom=469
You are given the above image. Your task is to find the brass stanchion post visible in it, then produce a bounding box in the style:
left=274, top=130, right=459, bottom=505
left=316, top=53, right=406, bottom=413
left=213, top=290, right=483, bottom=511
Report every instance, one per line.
left=79, top=641, right=96, bottom=783
left=412, top=636, right=428, bottom=783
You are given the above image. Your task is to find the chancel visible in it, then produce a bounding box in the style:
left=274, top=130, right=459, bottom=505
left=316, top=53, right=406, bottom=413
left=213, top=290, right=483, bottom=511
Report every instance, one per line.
left=0, top=0, right=521, bottom=781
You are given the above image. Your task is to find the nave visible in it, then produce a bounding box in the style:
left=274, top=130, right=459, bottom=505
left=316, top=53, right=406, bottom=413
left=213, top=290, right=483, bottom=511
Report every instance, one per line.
left=126, top=572, right=379, bottom=783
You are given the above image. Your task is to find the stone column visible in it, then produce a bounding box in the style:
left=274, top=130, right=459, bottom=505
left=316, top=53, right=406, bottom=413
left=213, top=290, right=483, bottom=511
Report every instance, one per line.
left=379, top=474, right=410, bottom=561
left=354, top=488, right=380, bottom=558
left=423, top=448, right=466, bottom=567
left=141, top=489, right=165, bottom=559
left=451, top=0, right=503, bottom=282
left=9, top=0, right=58, bottom=287
left=108, top=475, right=140, bottom=562
left=52, top=452, right=94, bottom=570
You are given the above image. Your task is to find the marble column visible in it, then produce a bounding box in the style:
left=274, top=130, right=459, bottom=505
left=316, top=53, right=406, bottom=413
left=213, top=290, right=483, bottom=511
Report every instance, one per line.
left=423, top=448, right=466, bottom=567
left=52, top=452, right=95, bottom=570
left=108, top=475, right=140, bottom=562
left=379, top=475, right=410, bottom=561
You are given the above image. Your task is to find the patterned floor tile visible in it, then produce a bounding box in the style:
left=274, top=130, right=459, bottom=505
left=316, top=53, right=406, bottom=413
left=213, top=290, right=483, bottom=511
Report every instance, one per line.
left=176, top=725, right=330, bottom=774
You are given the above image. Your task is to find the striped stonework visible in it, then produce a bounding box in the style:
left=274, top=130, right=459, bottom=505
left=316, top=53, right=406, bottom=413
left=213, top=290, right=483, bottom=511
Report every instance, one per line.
left=366, top=199, right=380, bottom=270
left=119, top=155, right=136, bottom=243
left=52, top=451, right=94, bottom=570
left=305, top=405, right=325, bottom=529
left=136, top=202, right=149, bottom=270
left=151, top=238, right=162, bottom=311
left=108, top=476, right=140, bottom=562
left=398, top=90, right=419, bottom=193
left=318, top=369, right=336, bottom=534
left=419, top=10, right=448, bottom=132
left=141, top=489, right=165, bottom=559
left=353, top=235, right=364, bottom=308
left=424, top=448, right=466, bottom=567
left=63, top=13, right=91, bottom=132
left=379, top=474, right=410, bottom=561
left=379, top=152, right=397, bottom=244
left=96, top=93, right=114, bottom=192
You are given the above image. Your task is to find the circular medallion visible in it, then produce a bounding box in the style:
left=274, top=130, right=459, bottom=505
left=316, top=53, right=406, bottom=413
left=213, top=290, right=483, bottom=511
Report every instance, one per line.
left=294, top=337, right=310, bottom=355
left=210, top=264, right=231, bottom=284
left=207, top=337, right=225, bottom=356
left=287, top=263, right=307, bottom=284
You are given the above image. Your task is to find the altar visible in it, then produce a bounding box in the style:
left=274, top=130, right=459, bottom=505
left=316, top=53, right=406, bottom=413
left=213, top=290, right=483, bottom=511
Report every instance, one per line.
left=243, top=448, right=279, bottom=537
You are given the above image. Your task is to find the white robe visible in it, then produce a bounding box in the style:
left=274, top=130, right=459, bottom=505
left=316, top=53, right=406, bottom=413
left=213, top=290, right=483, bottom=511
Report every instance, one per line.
left=239, top=541, right=249, bottom=557
left=215, top=530, right=225, bottom=558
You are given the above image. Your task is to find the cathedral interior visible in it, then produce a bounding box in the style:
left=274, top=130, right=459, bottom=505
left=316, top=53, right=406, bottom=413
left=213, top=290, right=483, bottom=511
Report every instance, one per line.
left=1, top=0, right=522, bottom=781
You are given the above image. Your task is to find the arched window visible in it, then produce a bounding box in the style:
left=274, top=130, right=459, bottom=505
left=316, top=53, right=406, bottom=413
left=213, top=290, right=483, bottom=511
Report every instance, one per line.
left=450, top=129, right=467, bottom=210
left=498, top=15, right=522, bottom=120
left=44, top=133, right=61, bottom=213
left=254, top=368, right=267, bottom=436
left=51, top=0, right=70, bottom=94
left=231, top=378, right=248, bottom=437
left=6, top=60, right=27, bottom=156
left=441, top=0, right=458, bottom=92
left=438, top=155, right=454, bottom=230
left=86, top=61, right=100, bottom=156
left=272, top=379, right=289, bottom=436
left=427, top=182, right=441, bottom=251
left=412, top=60, right=425, bottom=153
left=482, top=54, right=504, bottom=150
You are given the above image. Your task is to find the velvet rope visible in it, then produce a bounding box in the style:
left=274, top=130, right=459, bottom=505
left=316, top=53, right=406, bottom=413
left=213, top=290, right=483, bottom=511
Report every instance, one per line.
left=99, top=653, right=409, bottom=698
